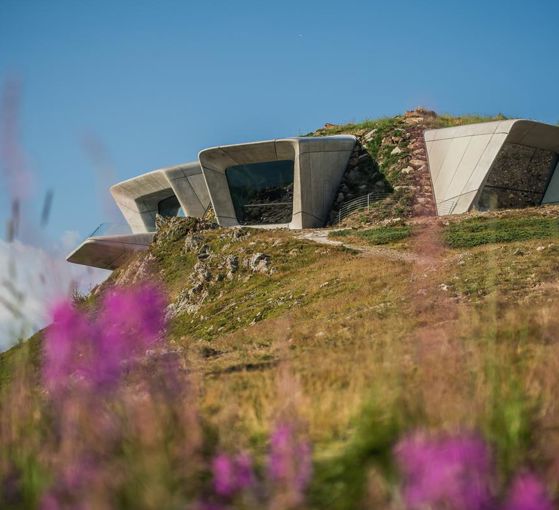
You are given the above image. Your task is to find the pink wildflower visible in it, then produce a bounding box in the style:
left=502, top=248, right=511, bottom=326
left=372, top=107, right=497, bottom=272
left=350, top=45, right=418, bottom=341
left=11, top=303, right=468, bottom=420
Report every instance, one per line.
left=43, top=284, right=166, bottom=393
left=395, top=432, right=493, bottom=510
left=268, top=423, right=312, bottom=500
left=212, top=452, right=254, bottom=497
left=503, top=473, right=553, bottom=510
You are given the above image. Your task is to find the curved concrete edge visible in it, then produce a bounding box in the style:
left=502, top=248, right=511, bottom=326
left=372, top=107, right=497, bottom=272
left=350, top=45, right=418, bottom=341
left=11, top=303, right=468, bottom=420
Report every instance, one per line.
left=110, top=162, right=210, bottom=233
left=66, top=233, right=154, bottom=270
left=199, top=135, right=356, bottom=229
left=425, top=119, right=559, bottom=215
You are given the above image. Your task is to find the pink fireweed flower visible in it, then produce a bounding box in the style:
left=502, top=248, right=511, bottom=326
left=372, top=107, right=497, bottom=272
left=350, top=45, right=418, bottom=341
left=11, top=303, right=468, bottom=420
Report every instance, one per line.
left=503, top=473, right=553, bottom=510
left=268, top=423, right=312, bottom=498
left=94, top=284, right=166, bottom=386
left=212, top=452, right=254, bottom=497
left=395, top=432, right=493, bottom=510
left=43, top=301, right=97, bottom=394
left=43, top=284, right=166, bottom=393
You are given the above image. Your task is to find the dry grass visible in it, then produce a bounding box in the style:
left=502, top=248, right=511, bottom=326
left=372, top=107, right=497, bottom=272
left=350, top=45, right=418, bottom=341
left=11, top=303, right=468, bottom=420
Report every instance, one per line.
left=3, top=207, right=559, bottom=506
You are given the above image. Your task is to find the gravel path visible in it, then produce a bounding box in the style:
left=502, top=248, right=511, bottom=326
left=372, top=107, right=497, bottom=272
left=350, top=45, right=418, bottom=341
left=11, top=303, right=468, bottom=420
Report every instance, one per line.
left=297, top=230, right=424, bottom=264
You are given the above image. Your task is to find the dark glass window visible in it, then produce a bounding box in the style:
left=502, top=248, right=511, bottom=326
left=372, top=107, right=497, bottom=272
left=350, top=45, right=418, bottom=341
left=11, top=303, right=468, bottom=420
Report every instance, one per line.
left=477, top=143, right=558, bottom=210
left=226, top=160, right=294, bottom=225
left=158, top=195, right=185, bottom=217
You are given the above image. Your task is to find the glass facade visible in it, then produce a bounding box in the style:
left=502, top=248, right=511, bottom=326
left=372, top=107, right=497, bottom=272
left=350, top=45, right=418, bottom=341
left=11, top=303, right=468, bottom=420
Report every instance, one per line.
left=477, top=143, right=558, bottom=210
left=158, top=195, right=185, bottom=217
left=225, top=160, right=294, bottom=225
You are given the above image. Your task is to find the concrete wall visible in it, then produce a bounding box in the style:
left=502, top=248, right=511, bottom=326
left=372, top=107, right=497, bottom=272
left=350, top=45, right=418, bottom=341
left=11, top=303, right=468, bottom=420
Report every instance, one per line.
left=199, top=136, right=356, bottom=229
left=425, top=120, right=559, bottom=215
left=110, top=161, right=211, bottom=233
left=542, top=160, right=559, bottom=204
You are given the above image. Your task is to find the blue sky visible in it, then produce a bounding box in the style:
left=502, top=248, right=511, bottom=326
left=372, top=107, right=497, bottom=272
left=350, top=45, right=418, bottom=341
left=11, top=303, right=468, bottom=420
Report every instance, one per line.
left=1, top=0, right=559, bottom=245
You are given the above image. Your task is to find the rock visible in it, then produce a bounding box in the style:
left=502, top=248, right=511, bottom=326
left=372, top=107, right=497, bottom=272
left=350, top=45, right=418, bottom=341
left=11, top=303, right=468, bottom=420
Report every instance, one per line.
left=513, top=248, right=524, bottom=256
left=113, top=252, right=156, bottom=287
left=184, top=234, right=204, bottom=253
left=248, top=253, right=271, bottom=274
left=391, top=146, right=403, bottom=156
left=405, top=107, right=437, bottom=119
left=154, top=215, right=190, bottom=242
left=250, top=311, right=264, bottom=325
left=165, top=285, right=209, bottom=320
left=401, top=166, right=414, bottom=174
left=362, top=129, right=377, bottom=142
left=229, top=228, right=246, bottom=241
left=197, top=245, right=211, bottom=260
left=225, top=254, right=239, bottom=279
left=409, top=159, right=425, bottom=168
left=346, top=169, right=362, bottom=185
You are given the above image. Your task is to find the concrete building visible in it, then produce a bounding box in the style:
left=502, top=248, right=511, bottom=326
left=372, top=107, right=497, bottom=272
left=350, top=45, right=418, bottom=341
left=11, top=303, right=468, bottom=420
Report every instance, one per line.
left=67, top=162, right=210, bottom=269
left=425, top=119, right=559, bottom=215
left=198, top=136, right=356, bottom=229
left=67, top=119, right=559, bottom=270
left=110, top=161, right=211, bottom=233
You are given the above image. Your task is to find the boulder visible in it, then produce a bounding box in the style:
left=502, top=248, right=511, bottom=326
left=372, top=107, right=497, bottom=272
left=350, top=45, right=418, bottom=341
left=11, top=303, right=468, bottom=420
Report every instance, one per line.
left=247, top=253, right=271, bottom=274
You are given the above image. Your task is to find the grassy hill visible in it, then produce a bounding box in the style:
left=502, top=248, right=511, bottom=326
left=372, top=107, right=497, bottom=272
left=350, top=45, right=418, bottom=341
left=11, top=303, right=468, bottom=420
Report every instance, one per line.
left=2, top=112, right=559, bottom=508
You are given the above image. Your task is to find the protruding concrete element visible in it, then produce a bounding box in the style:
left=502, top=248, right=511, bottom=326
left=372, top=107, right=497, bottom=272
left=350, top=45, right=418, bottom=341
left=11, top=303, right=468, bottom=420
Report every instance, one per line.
left=425, top=120, right=559, bottom=215
left=66, top=233, right=154, bottom=270
left=199, top=136, right=356, bottom=229
left=110, top=161, right=211, bottom=233
left=68, top=162, right=210, bottom=269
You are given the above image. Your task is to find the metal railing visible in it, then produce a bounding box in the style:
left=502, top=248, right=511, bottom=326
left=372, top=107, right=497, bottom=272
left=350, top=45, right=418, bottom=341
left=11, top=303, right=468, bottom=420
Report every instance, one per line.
left=88, top=223, right=134, bottom=238
left=332, top=191, right=391, bottom=225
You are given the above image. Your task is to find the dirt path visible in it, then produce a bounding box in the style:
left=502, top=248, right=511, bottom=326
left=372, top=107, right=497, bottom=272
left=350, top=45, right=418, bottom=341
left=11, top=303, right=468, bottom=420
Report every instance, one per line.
left=297, top=230, right=426, bottom=264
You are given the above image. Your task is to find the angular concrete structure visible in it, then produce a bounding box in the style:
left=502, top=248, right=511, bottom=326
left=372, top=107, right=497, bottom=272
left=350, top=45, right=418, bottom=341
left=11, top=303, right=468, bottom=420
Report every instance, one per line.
left=67, top=162, right=210, bottom=269
left=199, top=136, right=356, bottom=229
left=425, top=120, right=559, bottom=215
left=67, top=118, right=559, bottom=270
left=66, top=231, right=155, bottom=270
left=111, top=161, right=211, bottom=233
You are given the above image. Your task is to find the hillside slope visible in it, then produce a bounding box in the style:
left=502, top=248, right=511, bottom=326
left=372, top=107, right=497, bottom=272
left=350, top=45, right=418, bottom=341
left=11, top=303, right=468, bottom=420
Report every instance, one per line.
left=3, top=112, right=559, bottom=508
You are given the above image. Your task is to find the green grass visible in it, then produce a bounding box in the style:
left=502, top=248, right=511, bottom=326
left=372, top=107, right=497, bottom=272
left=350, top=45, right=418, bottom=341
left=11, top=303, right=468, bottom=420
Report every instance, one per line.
left=330, top=225, right=412, bottom=245
left=444, top=216, right=559, bottom=248
left=429, top=112, right=508, bottom=129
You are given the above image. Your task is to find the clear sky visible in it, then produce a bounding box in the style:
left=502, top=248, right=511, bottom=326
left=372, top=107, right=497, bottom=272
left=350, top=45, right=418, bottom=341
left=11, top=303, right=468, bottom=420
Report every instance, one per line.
left=1, top=0, right=559, bottom=244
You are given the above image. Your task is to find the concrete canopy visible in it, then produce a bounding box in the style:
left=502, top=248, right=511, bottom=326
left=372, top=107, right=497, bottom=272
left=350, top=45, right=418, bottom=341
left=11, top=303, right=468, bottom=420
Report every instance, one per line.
left=66, top=233, right=155, bottom=270
left=110, top=161, right=211, bottom=233
left=425, top=120, right=559, bottom=215
left=199, top=136, right=356, bottom=229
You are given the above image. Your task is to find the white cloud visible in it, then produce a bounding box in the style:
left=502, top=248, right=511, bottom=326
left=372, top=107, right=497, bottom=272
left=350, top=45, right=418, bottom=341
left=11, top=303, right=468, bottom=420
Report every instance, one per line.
left=0, top=239, right=109, bottom=351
